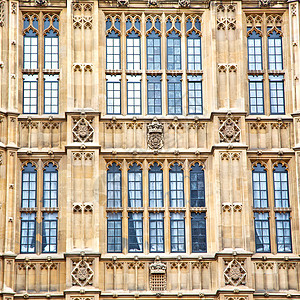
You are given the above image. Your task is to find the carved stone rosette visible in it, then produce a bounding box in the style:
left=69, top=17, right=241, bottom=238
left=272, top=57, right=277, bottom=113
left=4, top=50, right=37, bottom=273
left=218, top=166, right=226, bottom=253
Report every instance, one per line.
left=147, top=119, right=164, bottom=150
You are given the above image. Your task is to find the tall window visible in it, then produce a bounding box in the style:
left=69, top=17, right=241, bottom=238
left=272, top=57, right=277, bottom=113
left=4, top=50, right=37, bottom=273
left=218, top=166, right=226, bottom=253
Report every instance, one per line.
left=273, top=163, right=292, bottom=253
left=170, top=212, right=185, bottom=253
left=107, top=163, right=122, bottom=208
left=126, top=17, right=141, bottom=71
left=23, top=13, right=59, bottom=114
left=268, top=28, right=283, bottom=71
left=106, top=16, right=121, bottom=70
left=147, top=76, right=162, bottom=115
left=190, top=163, right=205, bottom=207
left=186, top=17, right=201, bottom=71
left=128, top=213, right=143, bottom=252
left=166, top=17, right=181, bottom=70
left=106, top=75, right=121, bottom=114
left=269, top=75, right=285, bottom=115
left=107, top=212, right=122, bottom=253
left=169, top=163, right=184, bottom=207
left=127, top=76, right=142, bottom=115
left=247, top=28, right=262, bottom=71
left=146, top=17, right=161, bottom=70
left=168, top=75, right=182, bottom=115
left=149, top=162, right=163, bottom=207
left=128, top=163, right=143, bottom=207
left=249, top=75, right=264, bottom=114
left=149, top=213, right=164, bottom=253
left=252, top=163, right=271, bottom=252
left=191, top=213, right=206, bottom=252
left=21, top=162, right=59, bottom=254
left=188, top=75, right=203, bottom=114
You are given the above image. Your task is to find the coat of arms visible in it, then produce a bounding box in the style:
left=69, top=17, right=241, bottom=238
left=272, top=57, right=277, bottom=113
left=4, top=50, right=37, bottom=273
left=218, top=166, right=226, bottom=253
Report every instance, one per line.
left=147, top=119, right=164, bottom=150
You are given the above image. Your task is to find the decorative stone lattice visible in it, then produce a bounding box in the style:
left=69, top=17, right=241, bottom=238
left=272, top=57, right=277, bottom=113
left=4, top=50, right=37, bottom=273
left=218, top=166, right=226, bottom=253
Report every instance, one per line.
left=71, top=258, right=94, bottom=286
left=219, top=117, right=240, bottom=143
left=149, top=261, right=167, bottom=291
left=117, top=0, right=129, bottom=6
left=72, top=117, right=94, bottom=143
left=224, top=259, right=246, bottom=286
left=147, top=119, right=164, bottom=150
left=178, top=0, right=190, bottom=7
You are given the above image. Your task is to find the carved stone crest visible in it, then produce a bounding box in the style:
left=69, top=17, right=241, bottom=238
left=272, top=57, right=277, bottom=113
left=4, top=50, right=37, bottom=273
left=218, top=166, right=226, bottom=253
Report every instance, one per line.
left=178, top=0, right=190, bottom=7
left=72, top=116, right=94, bottom=143
left=147, top=119, right=164, bottom=150
left=150, top=261, right=167, bottom=274
left=148, top=0, right=158, bottom=6
left=117, top=0, right=129, bottom=6
left=224, top=259, right=246, bottom=286
left=35, top=0, right=48, bottom=6
left=71, top=258, right=94, bottom=286
left=219, top=117, right=240, bottom=143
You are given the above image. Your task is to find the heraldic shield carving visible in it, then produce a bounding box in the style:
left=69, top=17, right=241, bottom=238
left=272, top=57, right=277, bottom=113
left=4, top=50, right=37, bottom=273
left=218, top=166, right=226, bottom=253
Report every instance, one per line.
left=147, top=118, right=164, bottom=150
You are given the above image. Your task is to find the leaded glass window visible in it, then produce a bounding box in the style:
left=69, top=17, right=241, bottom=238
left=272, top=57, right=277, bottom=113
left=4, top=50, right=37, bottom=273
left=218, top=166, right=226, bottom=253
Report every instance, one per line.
left=43, top=163, right=58, bottom=208
left=268, top=28, right=283, bottom=71
left=167, top=31, right=181, bottom=70
left=247, top=28, right=262, bottom=71
left=276, top=212, right=292, bottom=253
left=190, top=163, right=205, bottom=207
left=188, top=75, right=203, bottom=114
left=170, top=212, right=185, bottom=253
left=254, top=212, right=271, bottom=253
left=107, top=163, right=122, bottom=208
left=249, top=75, right=264, bottom=115
left=23, top=16, right=38, bottom=69
left=147, top=75, right=162, bottom=115
left=23, top=74, right=38, bottom=114
left=270, top=75, right=285, bottom=115
left=42, top=212, right=58, bottom=253
left=273, top=163, right=289, bottom=208
left=22, top=163, right=37, bottom=208
left=186, top=18, right=201, bottom=71
left=128, top=213, right=143, bottom=253
left=107, top=75, right=121, bottom=115
left=44, top=16, right=59, bottom=69
left=191, top=213, right=206, bottom=252
left=126, top=17, right=141, bottom=71
left=146, top=19, right=161, bottom=71
left=168, top=75, right=182, bottom=115
left=252, top=163, right=268, bottom=208
left=107, top=212, right=122, bottom=253
left=128, top=163, right=142, bottom=208
left=149, top=163, right=163, bottom=208
left=106, top=17, right=121, bottom=70
left=127, top=75, right=141, bottom=115
left=149, top=213, right=164, bottom=253
left=44, top=75, right=59, bottom=114
left=169, top=163, right=184, bottom=207
left=20, top=213, right=36, bottom=253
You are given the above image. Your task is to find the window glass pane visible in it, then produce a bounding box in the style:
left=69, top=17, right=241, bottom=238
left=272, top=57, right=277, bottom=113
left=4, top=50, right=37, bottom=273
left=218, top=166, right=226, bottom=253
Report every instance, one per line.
left=44, top=75, right=59, bottom=114
left=249, top=75, right=264, bottom=114
left=254, top=212, right=271, bottom=253
left=191, top=213, right=206, bottom=252
left=42, top=213, right=58, bottom=253
left=149, top=163, right=163, bottom=207
left=276, top=212, right=292, bottom=253
left=149, top=213, right=164, bottom=252
left=20, top=213, right=36, bottom=253
left=128, top=163, right=142, bottom=207
left=107, top=212, right=122, bottom=252
left=147, top=76, right=162, bottom=115
left=107, top=163, right=122, bottom=207
left=128, top=213, right=143, bottom=252
left=169, top=163, right=184, bottom=207
left=170, top=212, right=185, bottom=252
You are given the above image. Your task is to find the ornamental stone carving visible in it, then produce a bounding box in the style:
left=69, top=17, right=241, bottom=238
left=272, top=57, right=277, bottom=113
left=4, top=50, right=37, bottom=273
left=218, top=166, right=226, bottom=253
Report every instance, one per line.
left=147, top=119, right=164, bottom=150
left=117, top=0, right=129, bottom=6
left=178, top=0, right=190, bottom=7
left=150, top=261, right=167, bottom=274
left=71, top=258, right=94, bottom=286
left=148, top=0, right=158, bottom=6
left=219, top=117, right=240, bottom=143
left=72, top=116, right=94, bottom=143
left=35, top=0, right=48, bottom=6
left=224, top=259, right=246, bottom=286
left=259, top=0, right=271, bottom=6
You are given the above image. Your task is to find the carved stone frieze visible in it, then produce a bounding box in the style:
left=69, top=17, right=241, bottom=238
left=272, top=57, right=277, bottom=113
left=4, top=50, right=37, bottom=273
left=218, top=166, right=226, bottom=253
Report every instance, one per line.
left=72, top=152, right=94, bottom=161
left=219, top=117, right=241, bottom=143
left=217, top=18, right=236, bottom=30
left=73, top=16, right=93, bottom=29
left=220, top=152, right=241, bottom=161
left=224, top=259, right=246, bottom=286
left=72, top=116, right=94, bottom=143
left=147, top=119, right=164, bottom=150
left=71, top=258, right=94, bottom=286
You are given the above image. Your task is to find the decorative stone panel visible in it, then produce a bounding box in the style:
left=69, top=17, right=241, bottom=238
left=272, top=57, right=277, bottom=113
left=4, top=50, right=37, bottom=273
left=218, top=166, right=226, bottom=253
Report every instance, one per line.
left=147, top=119, right=164, bottom=150
left=219, top=117, right=241, bottom=143
left=72, top=116, right=94, bottom=143
left=224, top=259, right=246, bottom=286
left=71, top=257, right=94, bottom=286
left=149, top=261, right=167, bottom=291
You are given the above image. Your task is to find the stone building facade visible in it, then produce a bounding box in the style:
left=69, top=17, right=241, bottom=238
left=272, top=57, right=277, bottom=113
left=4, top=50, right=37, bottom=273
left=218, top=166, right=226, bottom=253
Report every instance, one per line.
left=0, top=0, right=300, bottom=300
